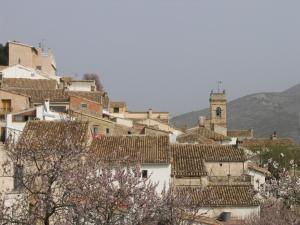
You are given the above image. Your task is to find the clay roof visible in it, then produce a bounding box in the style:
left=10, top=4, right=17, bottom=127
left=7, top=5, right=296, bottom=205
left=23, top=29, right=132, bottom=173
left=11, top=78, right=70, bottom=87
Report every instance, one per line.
left=67, top=91, right=103, bottom=103
left=3, top=88, right=104, bottom=104
left=227, top=130, right=253, bottom=138
left=16, top=121, right=89, bottom=152
left=177, top=185, right=259, bottom=207
left=177, top=127, right=230, bottom=144
left=242, top=138, right=294, bottom=149
left=90, top=136, right=170, bottom=164
left=171, top=144, right=247, bottom=177
left=2, top=78, right=57, bottom=89
left=6, top=88, right=69, bottom=103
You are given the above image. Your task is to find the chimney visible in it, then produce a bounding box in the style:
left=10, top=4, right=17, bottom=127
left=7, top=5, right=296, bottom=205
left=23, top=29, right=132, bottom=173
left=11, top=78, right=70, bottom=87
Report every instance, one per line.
left=198, top=116, right=206, bottom=127
left=44, top=99, right=50, bottom=112
left=148, top=108, right=153, bottom=119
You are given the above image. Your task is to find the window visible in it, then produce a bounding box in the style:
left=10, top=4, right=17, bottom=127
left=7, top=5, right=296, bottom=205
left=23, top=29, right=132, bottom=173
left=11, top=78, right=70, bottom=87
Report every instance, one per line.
left=142, top=170, right=148, bottom=178
left=93, top=126, right=99, bottom=135
left=14, top=115, right=25, bottom=122
left=14, top=164, right=24, bottom=191
left=219, top=163, right=223, bottom=167
left=91, top=86, right=95, bottom=91
left=36, top=66, right=42, bottom=70
left=216, top=107, right=222, bottom=118
left=106, top=128, right=110, bottom=134
left=113, top=107, right=120, bottom=113
left=81, top=103, right=88, bottom=110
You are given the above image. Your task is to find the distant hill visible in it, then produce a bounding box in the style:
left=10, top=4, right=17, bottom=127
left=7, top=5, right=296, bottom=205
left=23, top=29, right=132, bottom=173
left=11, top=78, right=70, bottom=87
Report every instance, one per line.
left=171, top=84, right=300, bottom=143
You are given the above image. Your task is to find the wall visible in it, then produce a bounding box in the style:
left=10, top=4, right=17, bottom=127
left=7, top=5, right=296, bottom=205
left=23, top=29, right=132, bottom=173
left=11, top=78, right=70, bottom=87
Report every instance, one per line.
left=0, top=90, right=30, bottom=113
left=8, top=42, right=33, bottom=68
left=248, top=170, right=266, bottom=191
left=172, top=176, right=208, bottom=186
left=125, top=111, right=169, bottom=124
left=205, top=162, right=246, bottom=177
left=69, top=96, right=102, bottom=116
left=8, top=42, right=56, bottom=76
left=141, top=164, right=171, bottom=193
left=198, top=206, right=260, bottom=220
left=68, top=81, right=95, bottom=92
left=70, top=110, right=130, bottom=136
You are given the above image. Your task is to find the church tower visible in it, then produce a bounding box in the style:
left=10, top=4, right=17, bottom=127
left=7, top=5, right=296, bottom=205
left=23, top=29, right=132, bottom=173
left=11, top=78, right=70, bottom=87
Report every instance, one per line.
left=209, top=89, right=227, bottom=129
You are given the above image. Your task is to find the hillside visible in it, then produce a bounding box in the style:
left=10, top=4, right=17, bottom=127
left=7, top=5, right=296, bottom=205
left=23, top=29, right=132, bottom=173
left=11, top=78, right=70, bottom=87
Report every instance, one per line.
left=171, top=84, right=300, bottom=142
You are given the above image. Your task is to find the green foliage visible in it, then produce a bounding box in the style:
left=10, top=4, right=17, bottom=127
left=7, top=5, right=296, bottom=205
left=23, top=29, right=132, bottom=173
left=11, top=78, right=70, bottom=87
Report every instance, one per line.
left=0, top=43, right=8, bottom=65
left=251, top=144, right=300, bottom=171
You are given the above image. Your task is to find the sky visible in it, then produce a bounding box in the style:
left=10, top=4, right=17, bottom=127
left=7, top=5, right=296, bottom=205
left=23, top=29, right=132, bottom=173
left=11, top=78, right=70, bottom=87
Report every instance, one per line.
left=1, top=0, right=300, bottom=116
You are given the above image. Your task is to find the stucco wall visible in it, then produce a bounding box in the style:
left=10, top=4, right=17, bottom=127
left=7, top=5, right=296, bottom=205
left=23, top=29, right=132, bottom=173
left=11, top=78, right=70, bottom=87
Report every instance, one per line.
left=248, top=170, right=266, bottom=191
left=0, top=90, right=30, bottom=113
left=206, top=162, right=246, bottom=177
left=198, top=206, right=260, bottom=220
left=68, top=81, right=95, bottom=92
left=172, top=176, right=208, bottom=186
left=141, top=164, right=171, bottom=193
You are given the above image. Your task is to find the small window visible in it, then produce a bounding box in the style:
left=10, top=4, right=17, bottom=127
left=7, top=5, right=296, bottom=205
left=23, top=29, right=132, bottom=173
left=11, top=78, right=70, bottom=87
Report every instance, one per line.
left=128, top=131, right=132, bottom=135
left=142, top=170, right=148, bottom=178
left=93, top=126, right=99, bottom=135
left=106, top=128, right=110, bottom=134
left=14, top=164, right=24, bottom=191
left=14, top=115, right=25, bottom=122
left=219, top=163, right=223, bottom=167
left=36, top=66, right=42, bottom=70
left=81, top=103, right=88, bottom=110
left=91, top=86, right=95, bottom=91
left=113, top=107, right=120, bottom=113
left=216, top=107, right=222, bottom=118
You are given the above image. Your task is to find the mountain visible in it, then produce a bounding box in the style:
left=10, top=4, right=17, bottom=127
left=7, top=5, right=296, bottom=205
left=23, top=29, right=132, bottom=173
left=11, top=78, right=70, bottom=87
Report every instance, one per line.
left=171, top=84, right=300, bottom=142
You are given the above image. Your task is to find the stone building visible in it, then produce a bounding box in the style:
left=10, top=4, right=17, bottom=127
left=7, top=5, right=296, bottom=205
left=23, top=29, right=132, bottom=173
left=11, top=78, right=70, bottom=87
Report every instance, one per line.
left=4, top=41, right=57, bottom=76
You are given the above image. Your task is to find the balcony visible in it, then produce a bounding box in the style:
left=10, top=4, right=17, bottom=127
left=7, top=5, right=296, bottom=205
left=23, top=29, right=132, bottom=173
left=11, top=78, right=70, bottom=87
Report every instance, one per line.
left=208, top=174, right=252, bottom=186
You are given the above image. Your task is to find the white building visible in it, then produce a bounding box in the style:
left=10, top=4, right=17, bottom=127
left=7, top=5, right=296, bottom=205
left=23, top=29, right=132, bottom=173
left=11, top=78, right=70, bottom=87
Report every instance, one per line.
left=0, top=64, right=60, bottom=82
left=90, top=135, right=171, bottom=193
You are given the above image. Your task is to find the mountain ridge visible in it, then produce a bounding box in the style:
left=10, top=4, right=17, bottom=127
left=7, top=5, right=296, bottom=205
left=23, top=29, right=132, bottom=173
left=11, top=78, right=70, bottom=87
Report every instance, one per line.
left=171, top=84, right=300, bottom=143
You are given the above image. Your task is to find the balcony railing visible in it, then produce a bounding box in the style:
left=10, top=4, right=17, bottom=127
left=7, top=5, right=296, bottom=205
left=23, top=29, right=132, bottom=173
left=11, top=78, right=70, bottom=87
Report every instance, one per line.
left=209, top=174, right=252, bottom=186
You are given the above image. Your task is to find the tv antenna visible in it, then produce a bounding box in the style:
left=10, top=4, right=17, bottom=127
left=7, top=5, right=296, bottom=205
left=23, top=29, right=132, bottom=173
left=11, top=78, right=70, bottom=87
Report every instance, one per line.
left=217, top=81, right=222, bottom=93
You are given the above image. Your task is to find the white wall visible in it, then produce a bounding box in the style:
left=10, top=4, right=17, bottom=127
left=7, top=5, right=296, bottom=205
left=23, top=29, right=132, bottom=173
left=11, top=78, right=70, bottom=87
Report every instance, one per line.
left=248, top=170, right=266, bottom=191
left=206, top=162, right=246, bottom=177
left=198, top=206, right=260, bottom=220
left=141, top=164, right=171, bottom=193
left=1, top=64, right=59, bottom=82
left=115, top=118, right=133, bottom=128
left=68, top=81, right=94, bottom=91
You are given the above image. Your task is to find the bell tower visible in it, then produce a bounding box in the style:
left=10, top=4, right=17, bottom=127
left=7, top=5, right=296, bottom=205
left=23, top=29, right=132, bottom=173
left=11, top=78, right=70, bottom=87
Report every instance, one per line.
left=209, top=89, right=227, bottom=129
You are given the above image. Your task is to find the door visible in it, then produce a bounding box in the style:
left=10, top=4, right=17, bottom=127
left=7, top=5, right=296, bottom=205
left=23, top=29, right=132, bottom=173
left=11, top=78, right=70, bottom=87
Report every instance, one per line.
left=2, top=99, right=11, bottom=113
left=0, top=127, right=6, bottom=142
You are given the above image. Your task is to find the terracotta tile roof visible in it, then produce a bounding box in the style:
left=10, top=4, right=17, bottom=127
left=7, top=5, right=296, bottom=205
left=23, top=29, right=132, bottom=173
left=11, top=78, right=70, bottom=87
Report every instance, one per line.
left=227, top=130, right=253, bottom=139
left=3, top=88, right=104, bottom=104
left=172, top=144, right=246, bottom=162
left=16, top=121, right=89, bottom=151
left=171, top=144, right=246, bottom=177
left=177, top=185, right=259, bottom=207
left=242, top=138, right=294, bottom=149
left=67, top=91, right=103, bottom=103
left=177, top=127, right=230, bottom=144
left=2, top=78, right=57, bottom=89
left=5, top=88, right=69, bottom=103
left=90, top=136, right=170, bottom=164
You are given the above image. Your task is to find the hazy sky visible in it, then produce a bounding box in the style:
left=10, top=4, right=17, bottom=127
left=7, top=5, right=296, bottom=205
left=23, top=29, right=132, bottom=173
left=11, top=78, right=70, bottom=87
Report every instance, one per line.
left=1, top=1, right=300, bottom=116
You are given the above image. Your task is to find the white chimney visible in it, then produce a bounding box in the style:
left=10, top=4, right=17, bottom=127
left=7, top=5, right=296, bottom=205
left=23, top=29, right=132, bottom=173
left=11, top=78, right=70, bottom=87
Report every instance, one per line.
left=198, top=116, right=206, bottom=127
left=44, top=99, right=50, bottom=112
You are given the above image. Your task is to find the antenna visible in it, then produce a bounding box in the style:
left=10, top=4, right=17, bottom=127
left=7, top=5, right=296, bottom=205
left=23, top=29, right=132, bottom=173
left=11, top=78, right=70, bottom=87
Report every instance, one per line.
left=217, top=81, right=222, bottom=93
